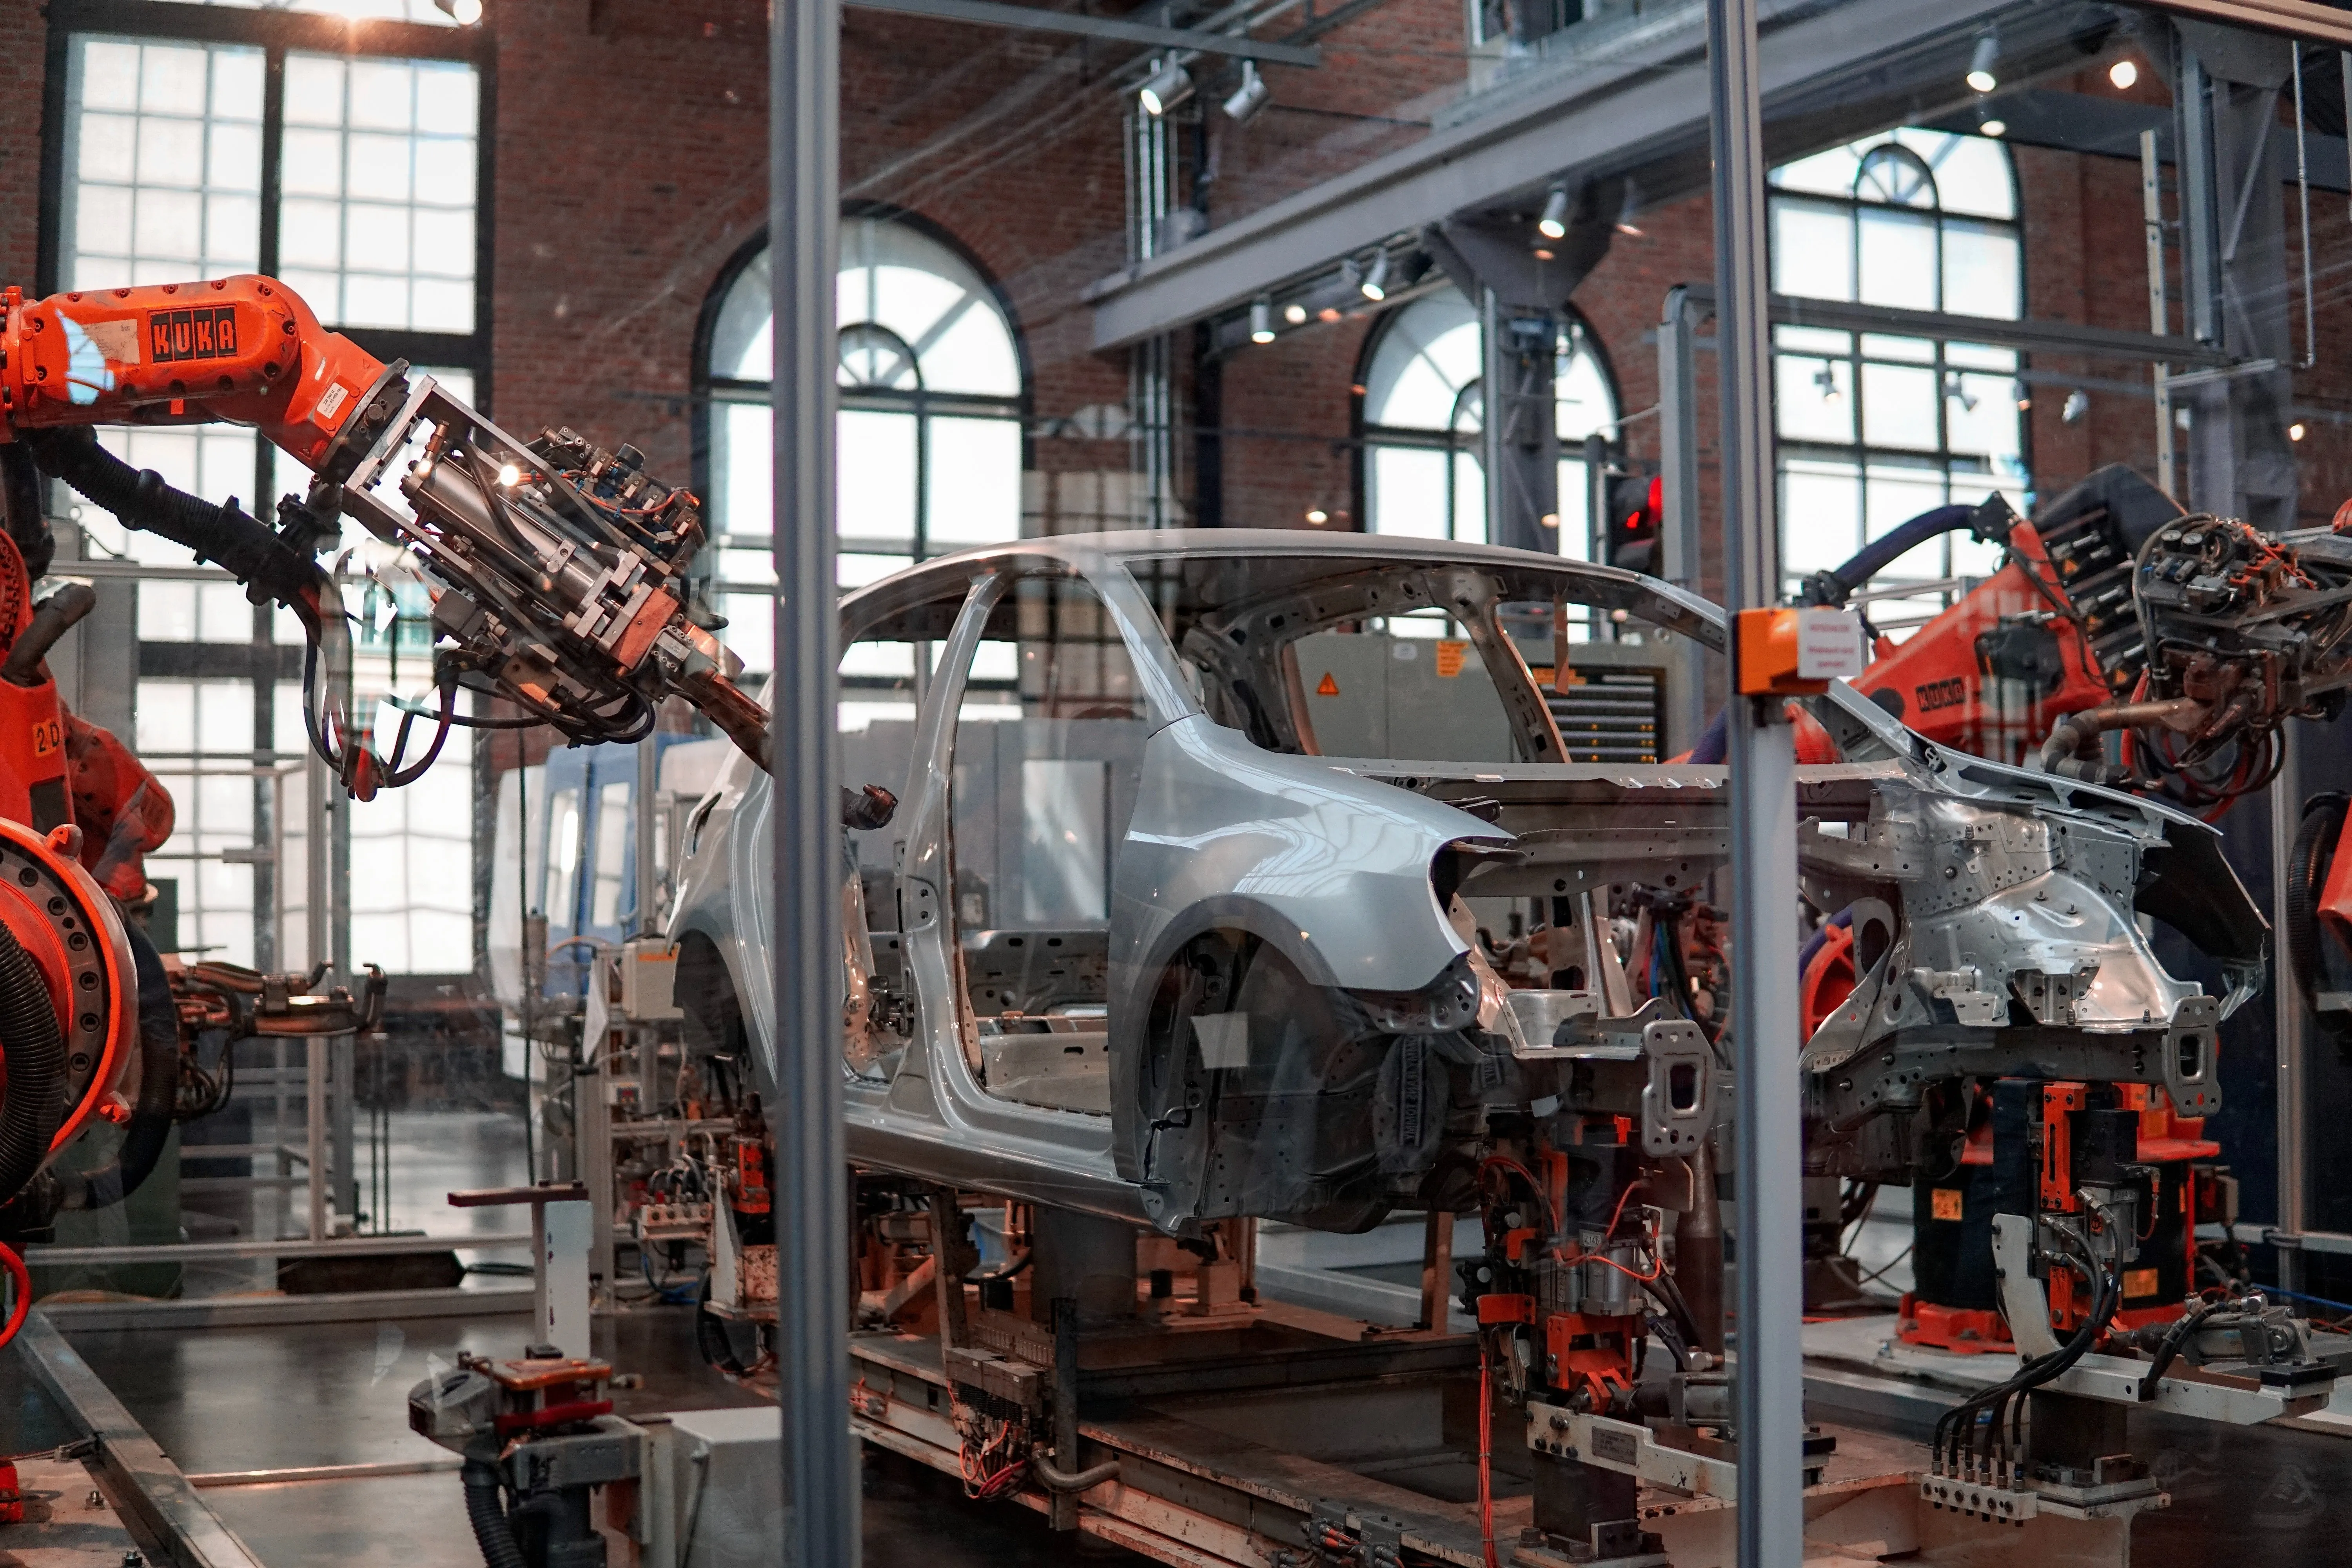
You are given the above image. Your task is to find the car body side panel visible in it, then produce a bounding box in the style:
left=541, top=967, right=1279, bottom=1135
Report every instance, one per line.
left=1104, top=715, right=1509, bottom=1179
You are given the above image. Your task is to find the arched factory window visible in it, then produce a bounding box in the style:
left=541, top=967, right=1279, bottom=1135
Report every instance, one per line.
left=1359, top=290, right=1619, bottom=553
left=1768, top=127, right=2026, bottom=632
left=698, top=214, right=1030, bottom=673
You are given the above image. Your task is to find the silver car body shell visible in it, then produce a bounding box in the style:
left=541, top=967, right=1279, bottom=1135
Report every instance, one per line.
left=664, top=531, right=2265, bottom=1227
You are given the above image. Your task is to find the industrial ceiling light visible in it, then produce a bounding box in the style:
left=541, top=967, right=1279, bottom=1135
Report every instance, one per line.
left=1359, top=251, right=1390, bottom=301
left=1537, top=185, right=1571, bottom=241
left=1614, top=180, right=1644, bottom=237
left=1139, top=59, right=1193, bottom=118
left=1965, top=28, right=2000, bottom=94
left=1224, top=61, right=1270, bottom=123
left=433, top=0, right=484, bottom=21
left=2109, top=58, right=2138, bottom=91
left=1249, top=296, right=1276, bottom=343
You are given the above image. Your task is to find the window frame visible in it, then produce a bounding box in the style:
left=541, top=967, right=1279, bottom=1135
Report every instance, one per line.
left=1351, top=294, right=1621, bottom=552
left=1766, top=127, right=2031, bottom=611
left=42, top=0, right=497, bottom=404
left=40, top=0, right=497, bottom=975
left=689, top=206, right=1036, bottom=576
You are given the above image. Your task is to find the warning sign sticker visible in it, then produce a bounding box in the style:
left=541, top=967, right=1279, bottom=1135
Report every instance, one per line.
left=1435, top=640, right=1468, bottom=678
left=1314, top=672, right=1339, bottom=697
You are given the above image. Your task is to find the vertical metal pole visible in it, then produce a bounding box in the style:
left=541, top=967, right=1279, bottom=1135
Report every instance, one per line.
left=1707, top=3, right=1803, bottom=1565
left=2143, top=130, right=2175, bottom=498
left=635, top=732, right=661, bottom=934
left=331, top=1029, right=355, bottom=1222
left=2272, top=725, right=2307, bottom=1287
left=1657, top=285, right=1709, bottom=753
left=305, top=1033, right=327, bottom=1243
left=773, top=0, right=856, bottom=1556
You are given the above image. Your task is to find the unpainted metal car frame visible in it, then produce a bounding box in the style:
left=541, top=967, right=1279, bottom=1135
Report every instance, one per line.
left=666, top=531, right=2265, bottom=1235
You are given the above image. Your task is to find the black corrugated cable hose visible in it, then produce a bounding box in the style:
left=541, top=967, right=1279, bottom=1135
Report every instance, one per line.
left=56, top=924, right=176, bottom=1212
left=18, top=428, right=322, bottom=611
left=0, top=918, right=65, bottom=1209
left=461, top=1441, right=528, bottom=1568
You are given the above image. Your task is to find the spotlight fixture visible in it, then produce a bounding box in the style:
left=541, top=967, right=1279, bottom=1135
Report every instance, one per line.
left=2109, top=58, right=2138, bottom=91
left=1139, top=59, right=1193, bottom=118
left=433, top=0, right=484, bottom=20
left=1283, top=302, right=1308, bottom=325
left=1965, top=28, right=1999, bottom=94
left=1537, top=185, right=1571, bottom=241
left=1224, top=60, right=1269, bottom=123
left=1249, top=296, right=1276, bottom=344
left=1359, top=251, right=1389, bottom=301
left=1614, top=180, right=1644, bottom=237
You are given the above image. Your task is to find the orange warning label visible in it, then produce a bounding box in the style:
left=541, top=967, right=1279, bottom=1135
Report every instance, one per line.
left=1435, top=640, right=1468, bottom=678
left=1931, top=1188, right=1963, bottom=1222
left=1315, top=672, right=1339, bottom=697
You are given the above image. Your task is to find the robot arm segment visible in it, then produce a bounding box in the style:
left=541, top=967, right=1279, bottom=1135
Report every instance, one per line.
left=0, top=275, right=773, bottom=794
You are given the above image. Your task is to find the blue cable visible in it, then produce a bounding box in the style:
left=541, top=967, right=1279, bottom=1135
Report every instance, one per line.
left=2254, top=1282, right=2352, bottom=1318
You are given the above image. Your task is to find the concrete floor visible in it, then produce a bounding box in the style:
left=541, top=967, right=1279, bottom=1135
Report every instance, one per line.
left=61, top=1304, right=1150, bottom=1568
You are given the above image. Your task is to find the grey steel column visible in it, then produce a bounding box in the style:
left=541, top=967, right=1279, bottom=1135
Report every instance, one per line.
left=1706, top=2, right=1803, bottom=1565
left=2272, top=724, right=2307, bottom=1292
left=772, top=0, right=857, bottom=1557
left=1657, top=285, right=1710, bottom=753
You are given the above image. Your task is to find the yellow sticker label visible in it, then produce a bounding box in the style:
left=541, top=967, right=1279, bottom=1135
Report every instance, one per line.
left=29, top=718, right=60, bottom=758
left=1435, top=640, right=1468, bottom=678
left=2123, top=1267, right=2161, bottom=1300
left=1931, top=1188, right=1964, bottom=1222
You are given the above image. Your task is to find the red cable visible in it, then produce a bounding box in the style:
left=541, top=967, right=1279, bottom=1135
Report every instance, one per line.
left=0, top=1242, right=28, bottom=1351
left=1478, top=1334, right=1499, bottom=1568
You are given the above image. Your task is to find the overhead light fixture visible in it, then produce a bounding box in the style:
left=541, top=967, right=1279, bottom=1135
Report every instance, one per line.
left=2109, top=58, right=2138, bottom=91
left=1965, top=28, right=1999, bottom=94
left=1537, top=185, right=1571, bottom=241
left=1139, top=59, right=1192, bottom=118
left=1614, top=180, right=1644, bottom=237
left=1283, top=302, right=1308, bottom=325
left=434, top=0, right=483, bottom=20
left=1224, top=60, right=1269, bottom=123
left=1249, top=296, right=1276, bottom=343
left=1359, top=251, right=1389, bottom=301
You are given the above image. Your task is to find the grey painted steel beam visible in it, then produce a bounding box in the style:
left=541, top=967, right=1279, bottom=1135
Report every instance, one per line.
left=772, top=0, right=860, bottom=1557
left=2139, top=0, right=2352, bottom=45
left=845, top=0, right=1321, bottom=64
left=1085, top=0, right=2023, bottom=350
left=1710, top=0, right=1805, bottom=1564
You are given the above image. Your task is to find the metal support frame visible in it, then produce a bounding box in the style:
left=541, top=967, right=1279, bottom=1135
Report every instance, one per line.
left=1708, top=4, right=1802, bottom=1567
left=844, top=0, right=1319, bottom=64
left=773, top=0, right=858, bottom=1557
left=2272, top=724, right=2308, bottom=1294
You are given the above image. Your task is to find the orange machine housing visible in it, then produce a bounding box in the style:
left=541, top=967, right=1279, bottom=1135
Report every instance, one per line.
left=0, top=276, right=388, bottom=472
left=1852, top=522, right=2112, bottom=767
